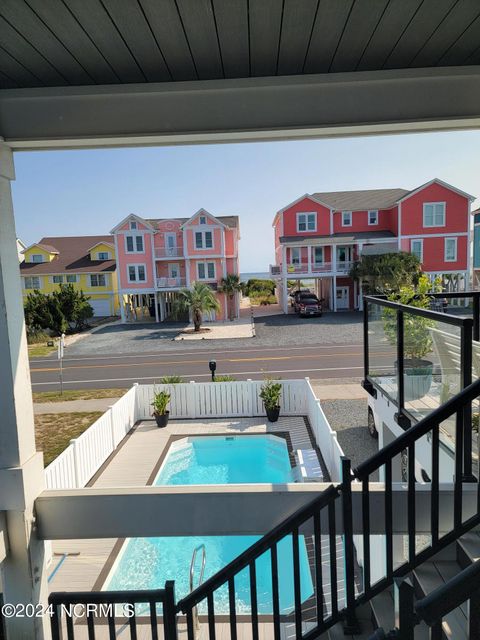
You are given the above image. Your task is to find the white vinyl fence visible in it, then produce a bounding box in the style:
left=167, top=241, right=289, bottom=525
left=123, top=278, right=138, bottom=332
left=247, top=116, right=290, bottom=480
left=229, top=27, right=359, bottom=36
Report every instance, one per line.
left=304, top=379, right=345, bottom=481
left=44, top=386, right=137, bottom=489
left=44, top=378, right=344, bottom=489
left=135, top=379, right=308, bottom=420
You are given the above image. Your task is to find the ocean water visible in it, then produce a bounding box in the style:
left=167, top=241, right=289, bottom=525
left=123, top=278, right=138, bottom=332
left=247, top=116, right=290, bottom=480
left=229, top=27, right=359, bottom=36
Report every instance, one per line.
left=240, top=272, right=270, bottom=281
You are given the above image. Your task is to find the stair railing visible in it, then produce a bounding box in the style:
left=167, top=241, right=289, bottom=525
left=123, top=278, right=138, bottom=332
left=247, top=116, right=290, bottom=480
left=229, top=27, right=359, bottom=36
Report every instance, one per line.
left=177, top=377, right=480, bottom=640
left=373, top=561, right=480, bottom=639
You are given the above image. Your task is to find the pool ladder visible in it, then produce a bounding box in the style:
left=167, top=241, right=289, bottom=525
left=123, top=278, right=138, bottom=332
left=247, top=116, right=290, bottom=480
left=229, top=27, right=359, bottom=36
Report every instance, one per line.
left=190, top=544, right=206, bottom=636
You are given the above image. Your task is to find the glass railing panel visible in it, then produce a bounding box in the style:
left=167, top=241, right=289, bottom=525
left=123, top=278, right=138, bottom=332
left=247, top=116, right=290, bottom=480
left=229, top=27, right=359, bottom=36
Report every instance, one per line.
left=402, top=314, right=461, bottom=421
left=366, top=300, right=398, bottom=404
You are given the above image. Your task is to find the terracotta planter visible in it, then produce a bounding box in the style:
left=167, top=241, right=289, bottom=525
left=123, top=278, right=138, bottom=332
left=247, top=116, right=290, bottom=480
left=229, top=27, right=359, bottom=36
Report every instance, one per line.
left=266, top=406, right=280, bottom=422
left=154, top=411, right=170, bottom=428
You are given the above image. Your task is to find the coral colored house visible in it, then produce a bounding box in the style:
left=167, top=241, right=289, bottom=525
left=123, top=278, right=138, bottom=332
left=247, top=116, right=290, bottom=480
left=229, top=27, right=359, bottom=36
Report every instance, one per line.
left=272, top=179, right=475, bottom=312
left=112, top=210, right=240, bottom=322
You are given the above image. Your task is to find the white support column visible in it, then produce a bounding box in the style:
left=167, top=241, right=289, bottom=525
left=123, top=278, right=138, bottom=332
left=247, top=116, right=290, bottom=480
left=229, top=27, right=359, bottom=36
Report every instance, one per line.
left=307, top=245, right=312, bottom=275
left=154, top=291, right=159, bottom=322
left=281, top=245, right=288, bottom=314
left=0, top=142, right=51, bottom=639
left=120, top=293, right=126, bottom=322
left=332, top=244, right=337, bottom=312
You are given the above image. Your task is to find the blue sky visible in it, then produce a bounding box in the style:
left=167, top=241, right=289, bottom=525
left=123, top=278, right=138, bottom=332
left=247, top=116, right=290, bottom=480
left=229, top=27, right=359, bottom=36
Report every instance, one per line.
left=11, top=130, right=480, bottom=272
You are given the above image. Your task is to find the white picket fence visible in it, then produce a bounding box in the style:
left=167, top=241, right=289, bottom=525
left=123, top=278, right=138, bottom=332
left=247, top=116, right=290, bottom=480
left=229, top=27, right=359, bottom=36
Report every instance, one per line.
left=44, top=386, right=137, bottom=489
left=44, top=378, right=345, bottom=489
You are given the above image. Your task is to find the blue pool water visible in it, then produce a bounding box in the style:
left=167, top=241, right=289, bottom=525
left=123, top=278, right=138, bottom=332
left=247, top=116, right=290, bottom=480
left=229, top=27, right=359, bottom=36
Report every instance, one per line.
left=106, top=435, right=313, bottom=613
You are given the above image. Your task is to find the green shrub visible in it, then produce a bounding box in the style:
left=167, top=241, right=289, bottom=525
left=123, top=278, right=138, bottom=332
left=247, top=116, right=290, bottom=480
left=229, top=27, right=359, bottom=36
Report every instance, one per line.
left=151, top=390, right=170, bottom=416
left=243, top=279, right=275, bottom=296
left=160, top=375, right=183, bottom=384
left=259, top=378, right=282, bottom=409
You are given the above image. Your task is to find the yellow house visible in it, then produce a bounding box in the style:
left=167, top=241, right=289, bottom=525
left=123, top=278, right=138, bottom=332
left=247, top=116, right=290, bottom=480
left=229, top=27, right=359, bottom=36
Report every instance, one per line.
left=20, top=236, right=119, bottom=316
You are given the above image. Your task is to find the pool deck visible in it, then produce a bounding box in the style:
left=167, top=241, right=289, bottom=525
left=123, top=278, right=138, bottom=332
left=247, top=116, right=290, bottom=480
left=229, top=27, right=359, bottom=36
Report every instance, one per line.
left=49, top=416, right=325, bottom=595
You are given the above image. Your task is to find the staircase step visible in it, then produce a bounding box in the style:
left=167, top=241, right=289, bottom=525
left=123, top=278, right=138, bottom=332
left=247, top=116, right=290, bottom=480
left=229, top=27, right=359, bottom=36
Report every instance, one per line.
left=457, top=531, right=480, bottom=569
left=370, top=589, right=394, bottom=633
left=413, top=562, right=467, bottom=640
left=317, top=621, right=373, bottom=639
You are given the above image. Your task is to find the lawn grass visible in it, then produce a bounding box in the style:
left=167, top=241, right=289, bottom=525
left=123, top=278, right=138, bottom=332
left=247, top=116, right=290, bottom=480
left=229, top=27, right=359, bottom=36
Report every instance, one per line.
left=28, top=343, right=57, bottom=357
left=35, top=412, right=103, bottom=466
left=33, top=388, right=127, bottom=403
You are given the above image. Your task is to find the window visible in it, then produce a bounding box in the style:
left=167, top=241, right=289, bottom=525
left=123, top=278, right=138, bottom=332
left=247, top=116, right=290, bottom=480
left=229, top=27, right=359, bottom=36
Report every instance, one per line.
left=24, top=276, right=40, bottom=289
left=125, top=234, right=144, bottom=253
left=52, top=275, right=63, bottom=284
left=411, top=239, right=423, bottom=262
left=195, top=231, right=213, bottom=249
left=291, top=248, right=300, bottom=264
left=90, top=274, right=107, bottom=287
left=342, top=211, right=352, bottom=226
left=98, top=252, right=110, bottom=260
left=445, top=237, right=457, bottom=262
left=368, top=210, right=378, bottom=225
left=31, top=254, right=43, bottom=263
left=130, top=221, right=137, bottom=230
left=66, top=275, right=77, bottom=283
left=199, top=216, right=206, bottom=225
left=314, top=247, right=323, bottom=263
left=197, top=262, right=215, bottom=279
left=127, top=265, right=146, bottom=283
left=423, top=203, right=445, bottom=227
left=297, top=213, right=316, bottom=232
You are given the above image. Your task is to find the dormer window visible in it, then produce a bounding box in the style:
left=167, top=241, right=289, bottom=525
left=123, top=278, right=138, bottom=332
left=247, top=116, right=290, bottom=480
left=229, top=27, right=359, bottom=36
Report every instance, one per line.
left=130, top=221, right=137, bottom=230
left=199, top=216, right=207, bottom=225
left=98, top=252, right=110, bottom=260
left=31, top=254, right=43, bottom=263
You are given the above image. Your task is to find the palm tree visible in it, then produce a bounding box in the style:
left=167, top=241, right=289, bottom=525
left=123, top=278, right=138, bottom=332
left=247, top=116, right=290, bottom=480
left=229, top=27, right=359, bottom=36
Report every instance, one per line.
left=218, top=274, right=242, bottom=320
left=174, top=282, right=220, bottom=331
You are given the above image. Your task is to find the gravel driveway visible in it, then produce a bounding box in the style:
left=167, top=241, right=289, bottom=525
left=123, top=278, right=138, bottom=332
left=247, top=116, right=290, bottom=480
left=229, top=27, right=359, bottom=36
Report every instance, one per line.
left=321, top=398, right=378, bottom=474
left=65, top=311, right=362, bottom=356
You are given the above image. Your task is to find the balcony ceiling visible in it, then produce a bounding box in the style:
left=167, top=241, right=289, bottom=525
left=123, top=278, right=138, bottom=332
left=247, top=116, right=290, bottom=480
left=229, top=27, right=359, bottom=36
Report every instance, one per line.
left=1, top=0, right=480, bottom=148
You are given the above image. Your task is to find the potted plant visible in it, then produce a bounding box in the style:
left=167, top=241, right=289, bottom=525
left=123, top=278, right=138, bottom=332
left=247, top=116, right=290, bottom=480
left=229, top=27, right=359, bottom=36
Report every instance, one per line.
left=383, top=274, right=439, bottom=401
left=152, top=390, right=171, bottom=428
left=259, top=378, right=282, bottom=422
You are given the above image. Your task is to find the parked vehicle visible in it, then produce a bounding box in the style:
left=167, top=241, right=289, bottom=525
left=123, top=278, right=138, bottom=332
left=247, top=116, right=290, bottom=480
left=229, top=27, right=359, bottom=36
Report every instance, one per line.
left=297, top=295, right=322, bottom=317
left=290, top=289, right=311, bottom=309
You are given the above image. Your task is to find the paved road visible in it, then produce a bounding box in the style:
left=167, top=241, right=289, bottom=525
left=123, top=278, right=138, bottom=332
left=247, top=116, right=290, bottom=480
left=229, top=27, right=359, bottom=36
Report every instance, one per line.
left=30, top=342, right=392, bottom=391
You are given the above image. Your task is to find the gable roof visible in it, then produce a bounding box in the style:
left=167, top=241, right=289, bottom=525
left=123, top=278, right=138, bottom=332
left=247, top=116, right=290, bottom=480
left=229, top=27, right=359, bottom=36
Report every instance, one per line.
left=20, top=236, right=116, bottom=274
left=22, top=242, right=59, bottom=255
left=396, top=178, right=476, bottom=203
left=145, top=214, right=239, bottom=229
left=310, top=188, right=409, bottom=211
left=110, top=213, right=156, bottom=233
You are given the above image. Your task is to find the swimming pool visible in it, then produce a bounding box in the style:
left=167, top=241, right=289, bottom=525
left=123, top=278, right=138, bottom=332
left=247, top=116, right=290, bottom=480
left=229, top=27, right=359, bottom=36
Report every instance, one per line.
left=105, top=435, right=313, bottom=613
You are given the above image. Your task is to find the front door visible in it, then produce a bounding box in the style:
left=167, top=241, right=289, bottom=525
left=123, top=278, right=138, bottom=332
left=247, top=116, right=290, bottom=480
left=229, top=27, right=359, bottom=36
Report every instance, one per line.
left=165, top=233, right=177, bottom=256
left=336, top=286, right=349, bottom=310
left=168, top=263, right=180, bottom=282
left=336, top=246, right=352, bottom=263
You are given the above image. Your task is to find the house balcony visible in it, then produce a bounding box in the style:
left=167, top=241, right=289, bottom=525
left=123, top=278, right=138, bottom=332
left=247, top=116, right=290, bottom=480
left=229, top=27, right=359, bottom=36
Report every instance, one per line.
left=155, top=247, right=184, bottom=259
left=271, top=261, right=354, bottom=277
left=156, top=276, right=186, bottom=289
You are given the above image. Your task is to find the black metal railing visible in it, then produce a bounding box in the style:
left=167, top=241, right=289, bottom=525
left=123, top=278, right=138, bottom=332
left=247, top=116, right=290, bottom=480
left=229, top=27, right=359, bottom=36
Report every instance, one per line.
left=49, top=583, right=177, bottom=640
left=174, top=376, right=480, bottom=639
left=375, top=560, right=480, bottom=639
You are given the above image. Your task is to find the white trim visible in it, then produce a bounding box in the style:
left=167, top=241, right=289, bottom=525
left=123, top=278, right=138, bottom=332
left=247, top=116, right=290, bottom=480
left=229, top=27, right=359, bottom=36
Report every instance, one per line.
left=196, top=261, right=216, bottom=280
left=87, top=240, right=115, bottom=252
left=20, top=242, right=59, bottom=255
left=401, top=231, right=468, bottom=238
left=89, top=273, right=108, bottom=287
left=444, top=237, right=458, bottom=262
left=182, top=208, right=227, bottom=229
left=341, top=211, right=352, bottom=227
left=329, top=209, right=333, bottom=235
left=110, top=213, right=155, bottom=233
left=396, top=178, right=476, bottom=204
left=410, top=238, right=423, bottom=262
left=194, top=229, right=214, bottom=249
left=124, top=233, right=146, bottom=254
left=126, top=264, right=147, bottom=283
left=367, top=210, right=378, bottom=225
left=423, top=202, right=446, bottom=228
left=296, top=211, right=317, bottom=233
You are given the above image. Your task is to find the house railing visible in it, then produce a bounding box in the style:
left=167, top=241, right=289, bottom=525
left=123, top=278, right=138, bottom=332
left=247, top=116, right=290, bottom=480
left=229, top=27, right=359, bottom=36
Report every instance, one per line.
left=282, top=261, right=352, bottom=275
left=155, top=247, right=184, bottom=258
left=49, top=582, right=177, bottom=640
left=177, top=376, right=480, bottom=639
left=376, top=561, right=480, bottom=639
left=156, top=277, right=186, bottom=289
